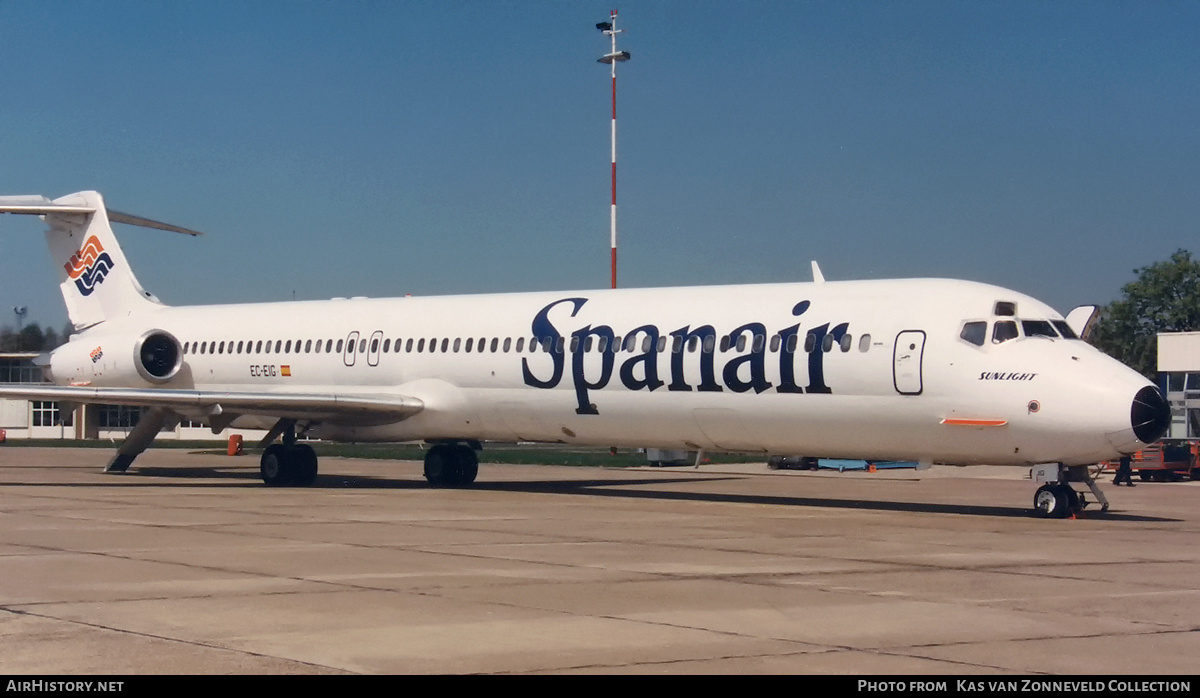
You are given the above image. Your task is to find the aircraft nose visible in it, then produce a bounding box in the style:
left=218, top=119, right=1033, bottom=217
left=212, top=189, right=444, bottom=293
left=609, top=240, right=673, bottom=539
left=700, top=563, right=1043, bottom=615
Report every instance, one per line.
left=1131, top=385, right=1170, bottom=445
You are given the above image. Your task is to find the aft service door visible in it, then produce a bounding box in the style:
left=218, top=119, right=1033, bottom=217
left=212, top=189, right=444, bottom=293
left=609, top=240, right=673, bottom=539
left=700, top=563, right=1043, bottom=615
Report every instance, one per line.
left=893, top=330, right=926, bottom=395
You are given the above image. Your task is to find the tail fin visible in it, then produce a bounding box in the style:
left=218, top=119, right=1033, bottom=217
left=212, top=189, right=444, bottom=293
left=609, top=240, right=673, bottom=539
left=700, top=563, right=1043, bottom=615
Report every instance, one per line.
left=0, top=191, right=201, bottom=331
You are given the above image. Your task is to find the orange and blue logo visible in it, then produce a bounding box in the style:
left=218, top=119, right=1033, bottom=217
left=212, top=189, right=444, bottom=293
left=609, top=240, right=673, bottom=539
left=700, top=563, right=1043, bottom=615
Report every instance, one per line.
left=64, top=235, right=115, bottom=297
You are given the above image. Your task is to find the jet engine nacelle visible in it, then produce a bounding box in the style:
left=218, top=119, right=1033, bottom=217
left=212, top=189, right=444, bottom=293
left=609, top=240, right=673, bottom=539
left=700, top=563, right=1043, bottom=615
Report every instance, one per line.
left=133, top=330, right=183, bottom=384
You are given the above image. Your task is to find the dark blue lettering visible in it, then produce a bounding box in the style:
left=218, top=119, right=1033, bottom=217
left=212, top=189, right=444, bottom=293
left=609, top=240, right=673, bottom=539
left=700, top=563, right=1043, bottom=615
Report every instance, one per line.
left=668, top=325, right=722, bottom=392
left=806, top=322, right=849, bottom=395
left=571, top=325, right=616, bottom=415
left=722, top=322, right=772, bottom=393
left=618, top=324, right=665, bottom=392
left=522, top=297, right=588, bottom=389
left=776, top=301, right=810, bottom=393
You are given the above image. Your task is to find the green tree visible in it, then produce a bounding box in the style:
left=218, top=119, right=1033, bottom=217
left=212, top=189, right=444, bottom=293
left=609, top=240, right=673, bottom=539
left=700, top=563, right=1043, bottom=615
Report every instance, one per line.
left=0, top=322, right=70, bottom=352
left=1091, top=249, right=1200, bottom=378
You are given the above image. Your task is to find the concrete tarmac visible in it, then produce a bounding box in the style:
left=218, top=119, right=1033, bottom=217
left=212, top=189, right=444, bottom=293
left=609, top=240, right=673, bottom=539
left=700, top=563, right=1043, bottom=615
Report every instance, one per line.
left=1, top=447, right=1198, bottom=675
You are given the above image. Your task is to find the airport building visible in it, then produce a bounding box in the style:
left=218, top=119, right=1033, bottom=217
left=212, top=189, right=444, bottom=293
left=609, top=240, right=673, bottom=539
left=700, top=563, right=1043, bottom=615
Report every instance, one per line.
left=1158, top=332, right=1200, bottom=441
left=0, top=352, right=264, bottom=442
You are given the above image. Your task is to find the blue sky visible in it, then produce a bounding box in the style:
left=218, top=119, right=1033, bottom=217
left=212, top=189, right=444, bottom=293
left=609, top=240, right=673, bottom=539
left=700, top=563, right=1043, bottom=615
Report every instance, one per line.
left=1, top=1, right=1197, bottom=331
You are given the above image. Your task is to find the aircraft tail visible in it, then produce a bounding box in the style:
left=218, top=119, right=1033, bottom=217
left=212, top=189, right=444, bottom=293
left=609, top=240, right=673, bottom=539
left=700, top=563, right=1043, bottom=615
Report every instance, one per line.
left=0, top=191, right=201, bottom=330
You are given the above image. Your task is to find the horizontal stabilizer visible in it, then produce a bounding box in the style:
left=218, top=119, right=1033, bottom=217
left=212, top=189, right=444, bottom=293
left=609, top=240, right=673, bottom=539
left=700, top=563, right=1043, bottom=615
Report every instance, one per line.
left=0, top=196, right=94, bottom=215
left=0, top=196, right=204, bottom=236
left=109, top=210, right=204, bottom=236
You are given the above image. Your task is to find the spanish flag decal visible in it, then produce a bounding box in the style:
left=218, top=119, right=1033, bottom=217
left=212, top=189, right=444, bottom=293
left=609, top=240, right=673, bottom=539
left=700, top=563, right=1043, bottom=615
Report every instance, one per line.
left=280, top=365, right=291, bottom=377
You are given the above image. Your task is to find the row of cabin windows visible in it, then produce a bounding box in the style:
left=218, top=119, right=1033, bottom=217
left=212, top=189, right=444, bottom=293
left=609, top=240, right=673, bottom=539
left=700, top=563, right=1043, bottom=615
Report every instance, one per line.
left=182, top=332, right=876, bottom=358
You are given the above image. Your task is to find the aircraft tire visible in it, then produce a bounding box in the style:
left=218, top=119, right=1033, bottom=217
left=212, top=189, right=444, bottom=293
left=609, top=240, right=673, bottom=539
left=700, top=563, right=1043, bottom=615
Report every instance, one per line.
left=453, top=445, right=478, bottom=486
left=292, top=444, right=318, bottom=487
left=1033, top=484, right=1071, bottom=519
left=424, top=444, right=479, bottom=487
left=424, top=445, right=452, bottom=486
left=1059, top=484, right=1080, bottom=514
left=261, top=444, right=293, bottom=487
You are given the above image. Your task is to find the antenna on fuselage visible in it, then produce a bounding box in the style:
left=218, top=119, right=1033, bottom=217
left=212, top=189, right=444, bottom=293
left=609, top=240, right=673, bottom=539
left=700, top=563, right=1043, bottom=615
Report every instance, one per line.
left=811, top=261, right=825, bottom=284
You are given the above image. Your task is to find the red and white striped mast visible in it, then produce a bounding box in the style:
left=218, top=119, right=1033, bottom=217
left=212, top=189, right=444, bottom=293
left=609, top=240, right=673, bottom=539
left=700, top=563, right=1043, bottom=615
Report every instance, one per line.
left=597, top=10, right=630, bottom=290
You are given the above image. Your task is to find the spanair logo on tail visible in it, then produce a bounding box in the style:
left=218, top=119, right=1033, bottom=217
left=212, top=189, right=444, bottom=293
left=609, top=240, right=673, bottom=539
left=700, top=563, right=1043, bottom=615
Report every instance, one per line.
left=64, top=235, right=116, bottom=297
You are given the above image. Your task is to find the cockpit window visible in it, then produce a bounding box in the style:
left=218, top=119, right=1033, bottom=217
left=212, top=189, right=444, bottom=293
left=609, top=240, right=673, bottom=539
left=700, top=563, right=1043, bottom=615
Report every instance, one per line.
left=1052, top=320, right=1078, bottom=339
left=959, top=321, right=987, bottom=346
left=992, top=321, right=1019, bottom=344
left=994, top=301, right=1017, bottom=316
left=1021, top=320, right=1059, bottom=338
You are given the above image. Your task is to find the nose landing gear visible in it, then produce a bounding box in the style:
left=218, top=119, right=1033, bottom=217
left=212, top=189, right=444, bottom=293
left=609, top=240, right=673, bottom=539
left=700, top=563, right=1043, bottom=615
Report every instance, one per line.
left=1031, top=463, right=1109, bottom=518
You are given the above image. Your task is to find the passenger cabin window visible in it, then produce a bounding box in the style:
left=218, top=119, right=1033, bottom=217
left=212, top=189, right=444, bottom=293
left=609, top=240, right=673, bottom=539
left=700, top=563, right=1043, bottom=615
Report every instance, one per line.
left=992, top=321, right=1018, bottom=344
left=960, top=321, right=987, bottom=346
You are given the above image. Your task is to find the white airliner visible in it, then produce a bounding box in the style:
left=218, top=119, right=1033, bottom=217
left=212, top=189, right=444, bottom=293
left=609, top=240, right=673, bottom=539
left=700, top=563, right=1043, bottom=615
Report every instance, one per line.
left=0, top=191, right=1171, bottom=518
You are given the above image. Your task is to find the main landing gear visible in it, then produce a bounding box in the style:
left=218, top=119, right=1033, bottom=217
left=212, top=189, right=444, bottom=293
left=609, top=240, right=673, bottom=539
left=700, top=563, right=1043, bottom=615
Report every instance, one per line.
left=260, top=442, right=319, bottom=487
left=259, top=418, right=319, bottom=487
left=1031, top=463, right=1109, bottom=519
left=423, top=443, right=479, bottom=487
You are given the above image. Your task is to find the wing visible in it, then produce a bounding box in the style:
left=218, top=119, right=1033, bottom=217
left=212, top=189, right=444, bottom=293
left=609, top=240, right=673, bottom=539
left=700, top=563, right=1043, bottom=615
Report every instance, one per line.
left=0, top=385, right=423, bottom=425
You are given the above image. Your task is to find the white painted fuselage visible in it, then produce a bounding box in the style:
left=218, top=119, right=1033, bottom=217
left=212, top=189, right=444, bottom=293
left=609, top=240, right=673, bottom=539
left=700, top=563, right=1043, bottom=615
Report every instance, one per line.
left=49, top=277, right=1155, bottom=467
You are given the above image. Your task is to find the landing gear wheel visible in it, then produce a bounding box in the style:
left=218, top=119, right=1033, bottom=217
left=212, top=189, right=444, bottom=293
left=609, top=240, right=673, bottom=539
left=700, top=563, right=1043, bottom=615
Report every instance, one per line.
left=1060, top=483, right=1080, bottom=513
left=260, top=443, right=319, bottom=487
left=261, top=444, right=292, bottom=487
left=292, top=444, right=319, bottom=486
left=424, top=444, right=479, bottom=487
left=452, top=445, right=478, bottom=486
left=424, top=444, right=452, bottom=486
left=1033, top=483, right=1073, bottom=519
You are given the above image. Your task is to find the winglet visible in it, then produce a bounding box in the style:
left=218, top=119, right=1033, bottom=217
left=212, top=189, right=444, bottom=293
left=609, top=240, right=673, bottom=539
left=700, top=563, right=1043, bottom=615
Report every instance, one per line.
left=811, top=261, right=825, bottom=284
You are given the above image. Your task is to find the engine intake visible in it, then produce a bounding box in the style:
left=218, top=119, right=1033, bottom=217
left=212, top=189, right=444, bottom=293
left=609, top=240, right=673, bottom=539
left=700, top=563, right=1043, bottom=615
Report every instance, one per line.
left=134, top=330, right=182, bottom=384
